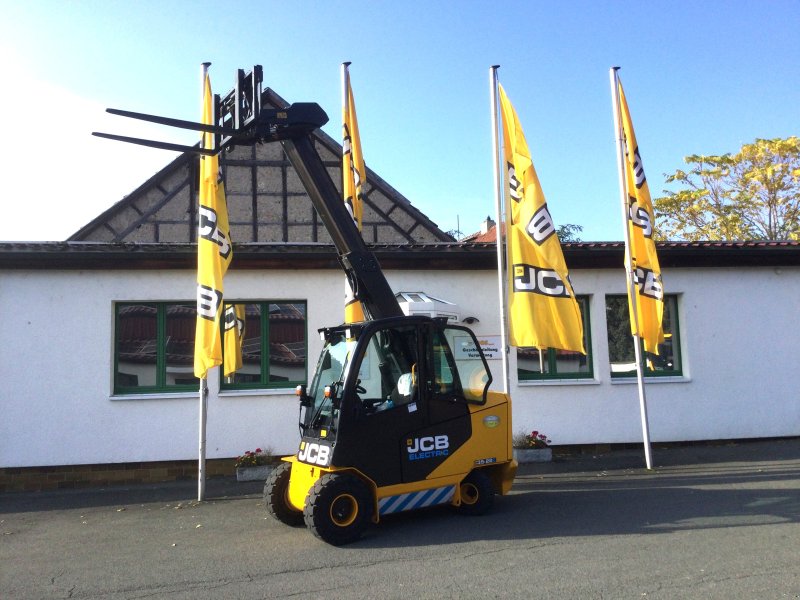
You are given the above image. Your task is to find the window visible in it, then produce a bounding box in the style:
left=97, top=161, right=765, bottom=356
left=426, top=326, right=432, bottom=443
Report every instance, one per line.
left=221, top=302, right=307, bottom=389
left=114, top=301, right=307, bottom=395
left=357, top=325, right=421, bottom=413
left=605, top=294, right=681, bottom=377
left=438, top=326, right=491, bottom=403
left=114, top=303, right=198, bottom=393
left=517, top=296, right=593, bottom=381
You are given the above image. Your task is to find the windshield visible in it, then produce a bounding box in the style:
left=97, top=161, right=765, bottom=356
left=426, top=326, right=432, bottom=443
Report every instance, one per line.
left=304, top=332, right=356, bottom=433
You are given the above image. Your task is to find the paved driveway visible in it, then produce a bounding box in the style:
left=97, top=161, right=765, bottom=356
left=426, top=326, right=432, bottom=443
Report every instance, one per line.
left=2, top=439, right=799, bottom=599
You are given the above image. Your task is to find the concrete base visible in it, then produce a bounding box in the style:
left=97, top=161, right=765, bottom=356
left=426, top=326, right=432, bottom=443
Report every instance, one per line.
left=513, top=448, right=553, bottom=463
left=235, top=465, right=274, bottom=482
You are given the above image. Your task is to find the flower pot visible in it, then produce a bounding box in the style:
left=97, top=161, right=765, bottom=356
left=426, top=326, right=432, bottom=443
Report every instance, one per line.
left=236, top=464, right=274, bottom=482
left=513, top=447, right=552, bottom=463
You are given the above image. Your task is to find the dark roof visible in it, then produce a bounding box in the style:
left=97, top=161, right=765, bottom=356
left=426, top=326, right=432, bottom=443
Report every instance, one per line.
left=2, top=240, right=798, bottom=270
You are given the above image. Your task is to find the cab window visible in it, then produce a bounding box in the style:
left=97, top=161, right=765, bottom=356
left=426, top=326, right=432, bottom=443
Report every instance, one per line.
left=356, top=326, right=420, bottom=414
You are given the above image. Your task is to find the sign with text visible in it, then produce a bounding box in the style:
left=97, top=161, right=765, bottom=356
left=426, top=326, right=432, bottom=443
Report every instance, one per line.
left=454, top=335, right=502, bottom=360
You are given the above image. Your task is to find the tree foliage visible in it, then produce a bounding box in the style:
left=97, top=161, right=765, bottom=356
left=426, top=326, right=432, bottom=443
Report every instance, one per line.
left=654, top=137, right=800, bottom=241
left=557, top=223, right=583, bottom=243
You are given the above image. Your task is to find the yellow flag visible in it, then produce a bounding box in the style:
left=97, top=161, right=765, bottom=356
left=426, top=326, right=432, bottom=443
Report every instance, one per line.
left=498, top=84, right=584, bottom=353
left=343, top=67, right=366, bottom=323
left=617, top=78, right=664, bottom=354
left=194, top=73, right=233, bottom=378
left=223, top=303, right=245, bottom=377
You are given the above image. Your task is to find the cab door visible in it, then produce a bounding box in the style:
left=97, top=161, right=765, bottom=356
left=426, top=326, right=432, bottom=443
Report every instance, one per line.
left=334, top=324, right=428, bottom=487
left=399, top=325, right=474, bottom=482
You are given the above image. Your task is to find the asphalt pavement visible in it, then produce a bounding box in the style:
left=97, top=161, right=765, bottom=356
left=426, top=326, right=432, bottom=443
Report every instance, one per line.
left=2, top=438, right=799, bottom=599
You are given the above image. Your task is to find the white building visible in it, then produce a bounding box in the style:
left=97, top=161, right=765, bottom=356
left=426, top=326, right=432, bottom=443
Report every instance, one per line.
left=2, top=240, right=798, bottom=472
left=1, top=87, right=798, bottom=479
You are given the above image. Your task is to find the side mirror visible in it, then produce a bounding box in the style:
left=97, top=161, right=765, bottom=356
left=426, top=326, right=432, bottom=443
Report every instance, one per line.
left=324, top=383, right=343, bottom=409
left=296, top=384, right=312, bottom=407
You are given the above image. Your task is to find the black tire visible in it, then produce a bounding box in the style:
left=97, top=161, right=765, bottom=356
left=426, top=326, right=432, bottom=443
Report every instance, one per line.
left=264, top=462, right=304, bottom=527
left=303, top=473, right=373, bottom=546
left=456, top=469, right=495, bottom=516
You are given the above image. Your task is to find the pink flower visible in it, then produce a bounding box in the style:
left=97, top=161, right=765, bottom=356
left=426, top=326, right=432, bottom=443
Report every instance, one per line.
left=255, top=448, right=262, bottom=453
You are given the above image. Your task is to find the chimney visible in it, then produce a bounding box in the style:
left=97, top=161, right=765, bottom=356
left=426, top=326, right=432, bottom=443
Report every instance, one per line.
left=480, top=216, right=495, bottom=235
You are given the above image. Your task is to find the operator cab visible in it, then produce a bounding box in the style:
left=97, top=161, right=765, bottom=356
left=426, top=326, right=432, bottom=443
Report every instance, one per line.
left=296, top=316, right=493, bottom=486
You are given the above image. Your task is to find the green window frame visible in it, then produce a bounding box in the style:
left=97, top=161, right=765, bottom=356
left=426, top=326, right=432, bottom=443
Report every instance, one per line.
left=220, top=301, right=307, bottom=390
left=605, top=294, right=682, bottom=378
left=114, top=302, right=199, bottom=394
left=517, top=296, right=593, bottom=381
left=114, top=301, right=307, bottom=395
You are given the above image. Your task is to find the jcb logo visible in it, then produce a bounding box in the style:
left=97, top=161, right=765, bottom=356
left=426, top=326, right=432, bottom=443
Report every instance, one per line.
left=634, top=267, right=663, bottom=301
left=298, top=442, right=331, bottom=466
left=197, top=284, right=222, bottom=321
left=507, top=162, right=522, bottom=203
left=512, top=264, right=570, bottom=298
left=630, top=146, right=646, bottom=189
left=223, top=305, right=244, bottom=335
left=628, top=198, right=653, bottom=238
left=198, top=205, right=231, bottom=259
left=407, top=435, right=449, bottom=454
left=525, top=205, right=556, bottom=245
left=623, top=137, right=647, bottom=189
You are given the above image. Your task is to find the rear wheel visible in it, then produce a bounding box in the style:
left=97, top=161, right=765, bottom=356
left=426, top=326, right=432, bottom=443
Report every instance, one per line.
left=304, top=473, right=372, bottom=546
left=264, top=462, right=304, bottom=526
left=456, top=469, right=494, bottom=516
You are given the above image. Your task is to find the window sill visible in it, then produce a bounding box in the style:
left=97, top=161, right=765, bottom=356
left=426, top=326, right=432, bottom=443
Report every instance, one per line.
left=518, top=378, right=600, bottom=387
left=110, top=387, right=298, bottom=401
left=218, top=387, right=296, bottom=398
left=110, top=391, right=197, bottom=401
left=609, top=375, right=690, bottom=384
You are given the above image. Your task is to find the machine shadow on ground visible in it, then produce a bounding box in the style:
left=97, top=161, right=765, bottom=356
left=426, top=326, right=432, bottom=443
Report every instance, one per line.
left=352, top=458, right=800, bottom=549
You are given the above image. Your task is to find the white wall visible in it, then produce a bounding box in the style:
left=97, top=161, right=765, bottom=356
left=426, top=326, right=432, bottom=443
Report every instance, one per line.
left=1, top=264, right=798, bottom=468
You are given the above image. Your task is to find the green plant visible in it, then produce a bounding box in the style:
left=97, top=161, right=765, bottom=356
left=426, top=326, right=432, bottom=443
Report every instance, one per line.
left=513, top=430, right=551, bottom=449
left=234, top=447, right=272, bottom=469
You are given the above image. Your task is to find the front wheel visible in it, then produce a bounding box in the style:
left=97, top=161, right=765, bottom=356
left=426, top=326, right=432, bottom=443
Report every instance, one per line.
left=455, top=469, right=495, bottom=516
left=304, top=473, right=373, bottom=546
left=264, top=462, right=304, bottom=526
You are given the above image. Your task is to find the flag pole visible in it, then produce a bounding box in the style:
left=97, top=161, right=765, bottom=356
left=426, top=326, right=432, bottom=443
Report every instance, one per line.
left=609, top=66, right=653, bottom=470
left=341, top=62, right=351, bottom=116
left=489, top=65, right=510, bottom=394
left=341, top=62, right=353, bottom=322
left=198, top=61, right=211, bottom=501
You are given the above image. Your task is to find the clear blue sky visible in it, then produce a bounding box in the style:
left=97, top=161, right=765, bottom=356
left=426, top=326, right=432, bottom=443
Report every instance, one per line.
left=1, top=0, right=797, bottom=241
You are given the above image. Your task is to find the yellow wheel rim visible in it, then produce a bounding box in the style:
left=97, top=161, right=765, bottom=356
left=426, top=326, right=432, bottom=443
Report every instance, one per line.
left=460, top=482, right=480, bottom=506
left=330, top=493, right=359, bottom=527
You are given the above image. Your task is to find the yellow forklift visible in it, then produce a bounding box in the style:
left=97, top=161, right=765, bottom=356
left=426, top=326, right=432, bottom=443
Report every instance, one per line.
left=96, top=66, right=517, bottom=545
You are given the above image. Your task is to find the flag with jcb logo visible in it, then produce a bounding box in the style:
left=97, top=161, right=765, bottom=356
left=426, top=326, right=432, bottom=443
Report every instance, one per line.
left=223, top=303, right=245, bottom=378
left=194, top=72, right=233, bottom=379
left=616, top=78, right=664, bottom=354
left=342, top=64, right=366, bottom=323
left=498, top=84, right=584, bottom=352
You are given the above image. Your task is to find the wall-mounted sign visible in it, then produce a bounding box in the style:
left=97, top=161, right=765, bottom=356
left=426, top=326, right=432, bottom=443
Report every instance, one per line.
left=453, top=335, right=502, bottom=360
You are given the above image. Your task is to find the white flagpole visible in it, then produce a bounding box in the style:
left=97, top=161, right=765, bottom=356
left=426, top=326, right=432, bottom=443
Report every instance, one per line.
left=610, top=66, right=653, bottom=470
left=341, top=62, right=356, bottom=321
left=341, top=62, right=351, bottom=119
left=489, top=65, right=510, bottom=394
left=198, top=61, right=211, bottom=501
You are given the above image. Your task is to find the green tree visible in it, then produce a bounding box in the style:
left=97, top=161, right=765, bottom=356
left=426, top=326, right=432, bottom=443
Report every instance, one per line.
left=557, top=223, right=583, bottom=243
left=655, top=137, right=800, bottom=241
